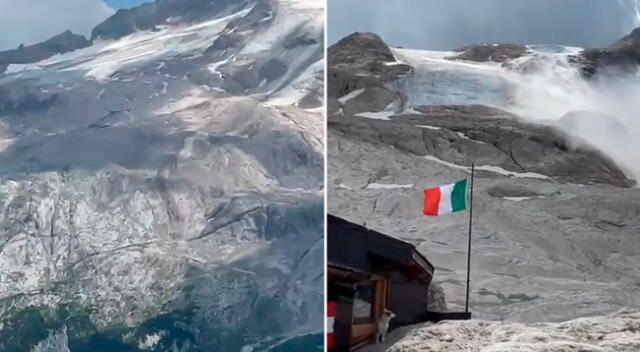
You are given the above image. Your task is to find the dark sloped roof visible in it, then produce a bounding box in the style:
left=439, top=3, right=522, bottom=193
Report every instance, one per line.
left=328, top=214, right=434, bottom=278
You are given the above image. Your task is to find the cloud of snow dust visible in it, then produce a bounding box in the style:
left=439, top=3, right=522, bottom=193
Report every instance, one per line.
left=500, top=49, right=640, bottom=183
left=392, top=45, right=640, bottom=183
left=631, top=0, right=640, bottom=27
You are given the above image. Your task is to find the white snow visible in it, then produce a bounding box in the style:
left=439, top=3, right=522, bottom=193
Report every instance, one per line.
left=424, top=155, right=470, bottom=170
left=454, top=131, right=487, bottom=144
left=154, top=88, right=210, bottom=115
left=502, top=196, right=545, bottom=202
left=5, top=8, right=251, bottom=82
left=240, top=0, right=322, bottom=56
left=424, top=155, right=551, bottom=180
left=337, top=88, right=365, bottom=104
left=416, top=125, right=442, bottom=130
left=207, top=55, right=234, bottom=78
left=231, top=267, right=257, bottom=275
left=137, top=332, right=165, bottom=350
left=366, top=183, right=414, bottom=190
left=476, top=165, right=551, bottom=180
left=337, top=183, right=353, bottom=190
left=266, top=58, right=324, bottom=108
left=355, top=110, right=395, bottom=120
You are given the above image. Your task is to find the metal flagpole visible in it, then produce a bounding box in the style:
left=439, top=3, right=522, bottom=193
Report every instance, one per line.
left=465, top=163, right=475, bottom=314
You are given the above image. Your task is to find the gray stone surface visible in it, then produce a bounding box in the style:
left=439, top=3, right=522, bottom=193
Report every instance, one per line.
left=328, top=32, right=411, bottom=99
left=330, top=105, right=633, bottom=188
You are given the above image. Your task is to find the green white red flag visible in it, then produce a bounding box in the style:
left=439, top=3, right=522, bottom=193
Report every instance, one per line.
left=423, top=179, right=468, bottom=216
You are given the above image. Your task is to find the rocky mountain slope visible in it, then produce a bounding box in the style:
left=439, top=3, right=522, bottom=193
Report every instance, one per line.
left=0, top=31, right=90, bottom=74
left=573, top=27, right=640, bottom=77
left=328, top=31, right=640, bottom=336
left=0, top=0, right=324, bottom=351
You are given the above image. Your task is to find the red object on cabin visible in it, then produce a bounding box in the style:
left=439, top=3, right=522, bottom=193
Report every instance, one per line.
left=327, top=301, right=336, bottom=349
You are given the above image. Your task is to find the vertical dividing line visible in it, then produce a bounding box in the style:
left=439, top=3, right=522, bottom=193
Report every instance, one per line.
left=323, top=2, right=329, bottom=349
left=465, top=163, right=474, bottom=314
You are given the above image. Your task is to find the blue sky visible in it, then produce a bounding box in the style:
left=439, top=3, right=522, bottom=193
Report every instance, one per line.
left=0, top=0, right=154, bottom=50
left=329, top=0, right=640, bottom=49
left=104, top=0, right=152, bottom=9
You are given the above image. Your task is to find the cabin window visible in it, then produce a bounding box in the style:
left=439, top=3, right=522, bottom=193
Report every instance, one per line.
left=352, top=283, right=374, bottom=323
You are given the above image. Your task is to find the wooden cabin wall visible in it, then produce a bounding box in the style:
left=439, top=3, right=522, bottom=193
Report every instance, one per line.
left=387, top=270, right=432, bottom=327
left=350, top=277, right=389, bottom=346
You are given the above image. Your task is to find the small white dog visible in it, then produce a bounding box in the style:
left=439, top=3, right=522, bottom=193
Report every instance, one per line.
left=375, top=309, right=396, bottom=343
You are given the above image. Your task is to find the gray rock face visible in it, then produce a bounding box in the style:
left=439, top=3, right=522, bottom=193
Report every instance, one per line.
left=329, top=32, right=396, bottom=66
left=486, top=183, right=548, bottom=198
left=330, top=104, right=633, bottom=188
left=571, top=27, right=640, bottom=77
left=0, top=31, right=90, bottom=73
left=207, top=33, right=244, bottom=52
left=0, top=0, right=324, bottom=351
left=328, top=32, right=411, bottom=99
left=328, top=32, right=640, bottom=324
left=284, top=34, right=318, bottom=49
left=449, top=43, right=530, bottom=63
left=91, top=0, right=248, bottom=41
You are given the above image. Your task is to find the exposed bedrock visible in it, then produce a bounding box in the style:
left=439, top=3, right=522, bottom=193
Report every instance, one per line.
left=330, top=105, right=633, bottom=188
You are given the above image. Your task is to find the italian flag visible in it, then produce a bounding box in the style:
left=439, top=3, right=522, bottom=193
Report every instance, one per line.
left=423, top=179, right=468, bottom=216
